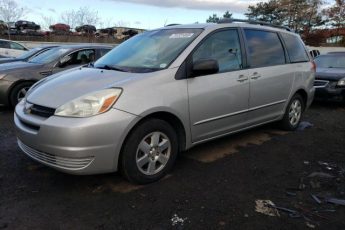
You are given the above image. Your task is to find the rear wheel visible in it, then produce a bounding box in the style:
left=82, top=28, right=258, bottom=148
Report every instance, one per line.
left=120, top=119, right=178, bottom=184
left=9, top=82, right=33, bottom=107
left=280, top=94, right=304, bottom=131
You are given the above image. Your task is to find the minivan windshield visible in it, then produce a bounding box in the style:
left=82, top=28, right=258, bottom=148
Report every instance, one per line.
left=94, top=28, right=203, bottom=73
left=315, top=55, right=345, bottom=68
left=29, top=47, right=71, bottom=64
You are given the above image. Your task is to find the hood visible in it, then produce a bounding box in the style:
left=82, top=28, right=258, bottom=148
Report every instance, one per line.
left=316, top=67, right=345, bottom=81
left=0, top=61, right=42, bottom=72
left=0, top=57, right=18, bottom=64
left=27, top=67, right=142, bottom=108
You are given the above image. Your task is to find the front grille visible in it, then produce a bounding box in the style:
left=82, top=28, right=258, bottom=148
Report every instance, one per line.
left=314, top=80, right=329, bottom=88
left=30, top=104, right=56, bottom=118
left=18, top=140, right=94, bottom=170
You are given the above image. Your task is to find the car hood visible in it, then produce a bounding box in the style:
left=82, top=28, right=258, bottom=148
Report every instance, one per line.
left=0, top=61, right=43, bottom=72
left=316, top=67, right=345, bottom=80
left=27, top=67, right=142, bottom=108
left=0, top=57, right=17, bottom=64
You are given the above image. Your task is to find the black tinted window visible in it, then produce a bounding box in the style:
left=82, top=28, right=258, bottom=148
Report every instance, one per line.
left=281, top=33, right=309, bottom=63
left=193, top=29, right=242, bottom=73
left=244, top=29, right=285, bottom=68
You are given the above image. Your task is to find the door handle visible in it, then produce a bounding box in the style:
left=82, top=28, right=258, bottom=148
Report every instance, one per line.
left=251, top=72, right=261, bottom=80
left=237, top=75, right=248, bottom=82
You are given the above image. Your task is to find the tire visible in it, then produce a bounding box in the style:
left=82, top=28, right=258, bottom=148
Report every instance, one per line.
left=280, top=94, right=305, bottom=131
left=9, top=82, right=33, bottom=107
left=120, top=118, right=178, bottom=184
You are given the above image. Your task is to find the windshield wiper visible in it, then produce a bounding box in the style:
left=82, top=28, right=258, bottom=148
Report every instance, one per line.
left=97, top=64, right=128, bottom=72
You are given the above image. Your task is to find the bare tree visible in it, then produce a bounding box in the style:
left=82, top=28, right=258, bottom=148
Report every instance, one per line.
left=0, top=0, right=26, bottom=22
left=60, top=7, right=99, bottom=30
left=40, top=15, right=56, bottom=31
left=60, top=9, right=78, bottom=30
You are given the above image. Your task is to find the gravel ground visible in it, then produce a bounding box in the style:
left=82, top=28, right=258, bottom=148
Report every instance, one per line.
left=0, top=102, right=344, bottom=230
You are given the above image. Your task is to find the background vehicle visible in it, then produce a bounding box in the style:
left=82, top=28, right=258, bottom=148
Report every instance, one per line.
left=0, top=46, right=57, bottom=64
left=15, top=21, right=315, bottom=184
left=0, top=45, right=112, bottom=106
left=95, top=28, right=116, bottom=38
left=15, top=20, right=40, bottom=31
left=75, top=25, right=96, bottom=35
left=49, top=23, right=71, bottom=35
left=314, top=52, right=345, bottom=102
left=0, top=39, right=28, bottom=57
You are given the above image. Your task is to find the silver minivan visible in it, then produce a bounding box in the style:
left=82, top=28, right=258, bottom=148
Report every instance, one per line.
left=15, top=20, right=315, bottom=184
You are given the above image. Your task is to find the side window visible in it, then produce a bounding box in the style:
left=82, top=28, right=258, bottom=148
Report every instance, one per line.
left=99, top=49, right=111, bottom=58
left=0, top=41, right=10, bottom=49
left=10, top=42, right=25, bottom=50
left=244, top=29, right=285, bottom=68
left=192, top=29, right=242, bottom=73
left=281, top=33, right=309, bottom=63
left=60, top=49, right=95, bottom=68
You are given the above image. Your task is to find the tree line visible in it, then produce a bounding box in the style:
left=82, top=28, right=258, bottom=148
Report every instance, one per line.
left=206, top=0, right=344, bottom=45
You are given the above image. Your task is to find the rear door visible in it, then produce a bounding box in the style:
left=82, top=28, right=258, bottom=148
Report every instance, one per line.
left=187, top=29, right=250, bottom=142
left=243, top=29, right=293, bottom=125
left=9, top=41, right=27, bottom=57
left=0, top=40, right=11, bottom=57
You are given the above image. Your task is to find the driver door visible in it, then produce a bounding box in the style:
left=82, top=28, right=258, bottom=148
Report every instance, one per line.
left=187, top=29, right=250, bottom=142
left=52, top=49, right=95, bottom=74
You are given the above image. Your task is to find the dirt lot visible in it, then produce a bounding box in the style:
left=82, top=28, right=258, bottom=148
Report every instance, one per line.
left=0, top=102, right=344, bottom=230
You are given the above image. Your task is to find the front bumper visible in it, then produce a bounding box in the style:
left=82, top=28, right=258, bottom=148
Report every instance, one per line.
left=314, top=80, right=345, bottom=102
left=15, top=101, right=140, bottom=175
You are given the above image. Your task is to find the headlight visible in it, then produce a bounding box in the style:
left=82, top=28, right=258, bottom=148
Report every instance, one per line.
left=55, top=88, right=122, bottom=117
left=0, top=74, right=7, bottom=80
left=337, top=78, right=345, bottom=87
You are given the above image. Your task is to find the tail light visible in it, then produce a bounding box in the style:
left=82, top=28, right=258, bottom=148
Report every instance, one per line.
left=311, top=61, right=316, bottom=72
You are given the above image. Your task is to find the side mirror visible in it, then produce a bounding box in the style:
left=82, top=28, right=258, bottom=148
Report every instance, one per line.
left=192, top=59, right=219, bottom=77
left=59, top=55, right=71, bottom=67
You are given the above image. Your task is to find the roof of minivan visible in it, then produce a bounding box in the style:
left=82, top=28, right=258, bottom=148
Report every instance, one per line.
left=161, top=22, right=296, bottom=35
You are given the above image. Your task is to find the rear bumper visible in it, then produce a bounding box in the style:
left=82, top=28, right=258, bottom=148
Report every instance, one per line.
left=15, top=100, right=140, bottom=175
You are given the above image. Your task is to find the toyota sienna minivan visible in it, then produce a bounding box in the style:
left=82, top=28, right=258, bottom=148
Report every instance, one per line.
left=15, top=20, right=315, bottom=184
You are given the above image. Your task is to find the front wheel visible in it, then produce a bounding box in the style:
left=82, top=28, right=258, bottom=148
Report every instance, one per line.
left=280, top=94, right=304, bottom=131
left=120, top=119, right=178, bottom=184
left=9, top=82, right=33, bottom=107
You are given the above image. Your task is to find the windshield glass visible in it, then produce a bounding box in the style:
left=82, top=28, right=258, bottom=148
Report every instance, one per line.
left=29, top=47, right=71, bottom=64
left=17, top=47, right=42, bottom=59
left=94, top=28, right=203, bottom=72
left=315, top=55, right=345, bottom=68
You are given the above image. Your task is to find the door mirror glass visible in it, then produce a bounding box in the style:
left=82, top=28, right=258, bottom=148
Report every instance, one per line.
left=59, top=55, right=71, bottom=67
left=192, top=59, right=219, bottom=77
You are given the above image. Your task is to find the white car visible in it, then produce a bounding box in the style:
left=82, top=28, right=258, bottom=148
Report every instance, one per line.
left=0, top=39, right=29, bottom=58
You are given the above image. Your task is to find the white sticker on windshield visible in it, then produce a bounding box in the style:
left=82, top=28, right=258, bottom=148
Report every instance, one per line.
left=169, top=33, right=194, bottom=39
left=160, top=63, right=167, bottom=68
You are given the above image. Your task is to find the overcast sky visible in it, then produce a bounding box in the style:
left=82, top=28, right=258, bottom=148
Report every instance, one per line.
left=20, top=0, right=259, bottom=29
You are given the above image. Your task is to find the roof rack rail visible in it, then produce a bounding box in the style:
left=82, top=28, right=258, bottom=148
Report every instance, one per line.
left=165, top=24, right=181, bottom=27
left=218, top=18, right=292, bottom=32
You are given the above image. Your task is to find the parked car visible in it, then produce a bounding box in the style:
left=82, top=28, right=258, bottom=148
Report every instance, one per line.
left=95, top=28, right=116, bottom=38
left=0, top=39, right=29, bottom=57
left=15, top=20, right=40, bottom=31
left=14, top=21, right=315, bottom=184
left=0, top=46, right=57, bottom=64
left=0, top=45, right=112, bottom=106
left=0, top=20, right=7, bottom=32
left=122, top=29, right=138, bottom=40
left=314, top=52, right=345, bottom=102
left=49, top=23, right=71, bottom=35
left=75, top=25, right=96, bottom=35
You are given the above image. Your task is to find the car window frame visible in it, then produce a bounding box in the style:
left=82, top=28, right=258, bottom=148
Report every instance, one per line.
left=279, top=32, right=310, bottom=64
left=53, top=48, right=96, bottom=68
left=176, top=27, right=247, bottom=80
left=241, top=27, right=288, bottom=69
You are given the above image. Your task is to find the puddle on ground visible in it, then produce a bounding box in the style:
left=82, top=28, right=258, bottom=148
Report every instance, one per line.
left=185, top=128, right=288, bottom=163
left=297, top=121, right=313, bottom=131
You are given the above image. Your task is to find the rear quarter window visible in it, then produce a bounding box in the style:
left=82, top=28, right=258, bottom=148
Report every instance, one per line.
left=281, top=33, right=309, bottom=63
left=244, top=29, right=286, bottom=68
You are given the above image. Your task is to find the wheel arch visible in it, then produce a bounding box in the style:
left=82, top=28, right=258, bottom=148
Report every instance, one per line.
left=6, top=79, right=37, bottom=105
